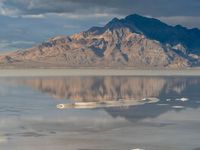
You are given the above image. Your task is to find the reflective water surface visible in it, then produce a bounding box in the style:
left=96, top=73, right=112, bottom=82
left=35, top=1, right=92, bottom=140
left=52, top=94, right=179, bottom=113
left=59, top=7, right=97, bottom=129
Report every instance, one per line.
left=0, top=76, right=200, bottom=150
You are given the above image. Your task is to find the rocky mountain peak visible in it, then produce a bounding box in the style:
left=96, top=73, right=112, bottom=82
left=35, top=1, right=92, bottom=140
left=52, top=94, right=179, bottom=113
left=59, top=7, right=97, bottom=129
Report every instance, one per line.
left=0, top=14, right=199, bottom=68
left=104, top=17, right=123, bottom=29
left=87, top=14, right=200, bottom=54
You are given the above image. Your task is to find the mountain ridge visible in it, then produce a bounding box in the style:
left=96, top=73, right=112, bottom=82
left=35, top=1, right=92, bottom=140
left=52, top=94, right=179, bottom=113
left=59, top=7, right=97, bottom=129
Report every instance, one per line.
left=87, top=14, right=200, bottom=54
left=0, top=14, right=200, bottom=69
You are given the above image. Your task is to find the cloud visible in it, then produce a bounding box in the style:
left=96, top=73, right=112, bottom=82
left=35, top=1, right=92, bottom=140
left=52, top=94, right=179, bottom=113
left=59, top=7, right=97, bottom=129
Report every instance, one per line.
left=21, top=14, right=45, bottom=19
left=0, top=0, right=20, bottom=16
left=58, top=12, right=117, bottom=20
left=0, top=0, right=200, bottom=18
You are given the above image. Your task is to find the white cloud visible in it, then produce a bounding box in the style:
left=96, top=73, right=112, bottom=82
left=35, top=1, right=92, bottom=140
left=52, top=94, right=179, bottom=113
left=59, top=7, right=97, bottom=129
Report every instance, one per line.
left=21, top=14, right=45, bottom=19
left=0, top=0, right=22, bottom=17
left=57, top=12, right=117, bottom=20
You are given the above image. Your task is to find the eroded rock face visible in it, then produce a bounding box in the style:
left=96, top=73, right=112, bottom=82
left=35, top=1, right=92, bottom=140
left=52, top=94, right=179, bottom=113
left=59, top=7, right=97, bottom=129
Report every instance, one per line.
left=0, top=28, right=191, bottom=68
left=0, top=14, right=199, bottom=68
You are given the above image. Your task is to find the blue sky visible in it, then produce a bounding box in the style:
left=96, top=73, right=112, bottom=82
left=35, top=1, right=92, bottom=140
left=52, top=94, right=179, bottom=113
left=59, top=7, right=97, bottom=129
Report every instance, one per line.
left=0, top=0, right=200, bottom=52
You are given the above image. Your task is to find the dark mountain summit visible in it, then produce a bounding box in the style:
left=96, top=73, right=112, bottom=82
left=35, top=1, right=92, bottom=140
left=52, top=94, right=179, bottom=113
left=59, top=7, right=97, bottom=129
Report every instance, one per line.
left=87, top=14, right=200, bottom=54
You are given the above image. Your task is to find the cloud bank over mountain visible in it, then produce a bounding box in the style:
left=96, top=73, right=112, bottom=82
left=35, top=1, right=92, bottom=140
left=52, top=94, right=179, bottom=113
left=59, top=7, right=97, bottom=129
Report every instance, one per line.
left=1, top=0, right=200, bottom=17
left=0, top=0, right=199, bottom=51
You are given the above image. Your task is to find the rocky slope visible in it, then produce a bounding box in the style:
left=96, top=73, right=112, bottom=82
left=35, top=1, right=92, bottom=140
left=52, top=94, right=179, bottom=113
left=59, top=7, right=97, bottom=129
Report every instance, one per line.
left=0, top=14, right=200, bottom=68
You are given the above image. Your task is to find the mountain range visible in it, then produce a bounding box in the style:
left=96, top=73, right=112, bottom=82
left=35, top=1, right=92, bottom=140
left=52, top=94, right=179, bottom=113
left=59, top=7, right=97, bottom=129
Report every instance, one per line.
left=0, top=14, right=200, bottom=68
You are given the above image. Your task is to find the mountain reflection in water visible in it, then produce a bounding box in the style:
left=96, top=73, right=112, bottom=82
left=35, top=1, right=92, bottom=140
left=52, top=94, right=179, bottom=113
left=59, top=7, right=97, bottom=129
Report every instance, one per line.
left=16, top=76, right=199, bottom=102
left=10, top=76, right=200, bottom=112
left=3, top=76, right=199, bottom=124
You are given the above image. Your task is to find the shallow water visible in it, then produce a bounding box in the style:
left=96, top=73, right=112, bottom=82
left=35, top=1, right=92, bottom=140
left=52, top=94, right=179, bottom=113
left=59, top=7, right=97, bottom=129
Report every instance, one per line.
left=0, top=76, right=200, bottom=150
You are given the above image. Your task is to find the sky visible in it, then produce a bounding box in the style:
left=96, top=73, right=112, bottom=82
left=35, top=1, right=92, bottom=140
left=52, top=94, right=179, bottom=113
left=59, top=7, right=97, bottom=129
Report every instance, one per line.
left=0, top=0, right=200, bottom=52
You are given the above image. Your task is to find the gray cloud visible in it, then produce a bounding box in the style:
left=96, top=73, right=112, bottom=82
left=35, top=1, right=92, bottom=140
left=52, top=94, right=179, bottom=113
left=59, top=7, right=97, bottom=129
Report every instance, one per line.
left=1, top=0, right=200, bottom=17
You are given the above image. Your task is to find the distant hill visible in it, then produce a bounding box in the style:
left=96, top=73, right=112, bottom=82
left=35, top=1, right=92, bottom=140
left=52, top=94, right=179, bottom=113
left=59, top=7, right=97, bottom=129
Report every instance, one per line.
left=0, top=14, right=200, bottom=68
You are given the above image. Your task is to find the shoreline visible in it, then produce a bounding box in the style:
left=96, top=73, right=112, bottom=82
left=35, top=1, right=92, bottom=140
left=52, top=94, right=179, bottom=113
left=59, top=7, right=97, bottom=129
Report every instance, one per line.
left=0, top=68, right=200, bottom=77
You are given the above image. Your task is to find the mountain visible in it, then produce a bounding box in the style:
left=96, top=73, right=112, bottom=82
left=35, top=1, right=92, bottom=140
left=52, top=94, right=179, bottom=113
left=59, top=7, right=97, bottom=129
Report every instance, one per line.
left=0, top=14, right=200, bottom=68
left=88, top=14, right=200, bottom=54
